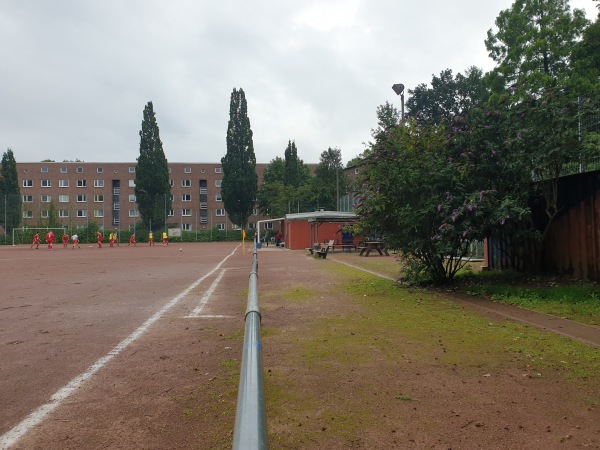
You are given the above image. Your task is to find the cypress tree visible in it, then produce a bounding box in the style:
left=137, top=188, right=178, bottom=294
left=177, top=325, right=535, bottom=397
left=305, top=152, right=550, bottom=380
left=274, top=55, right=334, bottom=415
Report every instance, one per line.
left=134, top=102, right=171, bottom=230
left=221, top=88, right=258, bottom=229
left=0, top=148, right=21, bottom=234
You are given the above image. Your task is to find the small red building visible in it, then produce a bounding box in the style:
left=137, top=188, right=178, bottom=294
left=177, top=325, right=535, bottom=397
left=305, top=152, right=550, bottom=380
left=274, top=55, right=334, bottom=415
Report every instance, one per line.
left=282, top=211, right=357, bottom=250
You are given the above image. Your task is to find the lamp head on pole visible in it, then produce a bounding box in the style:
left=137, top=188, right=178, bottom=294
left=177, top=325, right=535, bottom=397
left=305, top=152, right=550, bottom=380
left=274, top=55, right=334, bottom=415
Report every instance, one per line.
left=392, top=83, right=404, bottom=96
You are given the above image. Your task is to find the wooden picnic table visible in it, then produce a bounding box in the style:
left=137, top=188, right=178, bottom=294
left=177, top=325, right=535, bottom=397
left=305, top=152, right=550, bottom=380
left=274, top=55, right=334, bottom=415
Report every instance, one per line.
left=358, top=241, right=390, bottom=257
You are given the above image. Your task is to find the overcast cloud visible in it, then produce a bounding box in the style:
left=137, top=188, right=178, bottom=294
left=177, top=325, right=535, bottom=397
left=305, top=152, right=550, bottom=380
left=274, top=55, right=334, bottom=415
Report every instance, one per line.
left=0, top=1, right=596, bottom=165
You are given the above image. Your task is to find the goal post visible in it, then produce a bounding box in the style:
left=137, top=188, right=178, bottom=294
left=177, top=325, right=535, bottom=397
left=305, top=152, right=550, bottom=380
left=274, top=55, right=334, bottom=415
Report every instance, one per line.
left=12, top=227, right=66, bottom=246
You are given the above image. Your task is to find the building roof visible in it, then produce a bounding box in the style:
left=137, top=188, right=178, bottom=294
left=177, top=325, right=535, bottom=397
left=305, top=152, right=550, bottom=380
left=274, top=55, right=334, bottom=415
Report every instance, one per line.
left=285, top=211, right=357, bottom=222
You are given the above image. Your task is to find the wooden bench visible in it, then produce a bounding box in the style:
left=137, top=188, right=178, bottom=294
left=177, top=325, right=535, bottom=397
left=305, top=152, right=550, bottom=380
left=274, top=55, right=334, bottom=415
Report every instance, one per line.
left=316, top=246, right=330, bottom=258
left=307, top=240, right=334, bottom=258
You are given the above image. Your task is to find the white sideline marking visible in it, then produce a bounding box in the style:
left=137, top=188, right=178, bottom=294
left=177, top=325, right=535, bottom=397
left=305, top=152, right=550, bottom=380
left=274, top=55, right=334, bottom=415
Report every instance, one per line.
left=185, top=269, right=227, bottom=318
left=329, top=258, right=396, bottom=281
left=198, top=314, right=234, bottom=319
left=0, top=245, right=239, bottom=450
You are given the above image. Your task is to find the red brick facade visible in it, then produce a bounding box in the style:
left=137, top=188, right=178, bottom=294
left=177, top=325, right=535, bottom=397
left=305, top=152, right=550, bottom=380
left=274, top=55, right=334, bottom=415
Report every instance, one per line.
left=16, top=161, right=267, bottom=232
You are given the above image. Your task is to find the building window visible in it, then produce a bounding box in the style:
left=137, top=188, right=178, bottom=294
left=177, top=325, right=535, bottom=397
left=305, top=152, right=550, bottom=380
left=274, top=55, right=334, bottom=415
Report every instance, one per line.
left=216, top=208, right=225, bottom=216
left=77, top=179, right=87, bottom=187
left=41, top=179, right=51, bottom=188
left=94, top=209, right=104, bottom=218
left=41, top=195, right=51, bottom=203
left=128, top=166, right=135, bottom=173
left=182, top=208, right=192, bottom=216
left=215, top=193, right=222, bottom=201
left=113, top=202, right=120, bottom=210
left=96, top=167, right=104, bottom=173
left=23, top=179, right=33, bottom=187
left=128, top=179, right=135, bottom=188
left=215, top=179, right=222, bottom=188
left=168, top=209, right=174, bottom=217
left=41, top=167, right=48, bottom=173
left=76, top=167, right=84, bottom=173
left=94, top=194, right=104, bottom=202
left=94, top=179, right=104, bottom=188
left=182, top=223, right=191, bottom=231
left=169, top=179, right=174, bottom=187
left=22, top=195, right=33, bottom=202
left=215, top=167, right=222, bottom=173
left=59, top=195, right=69, bottom=203
left=129, top=209, right=139, bottom=217
left=169, top=194, right=174, bottom=201
left=77, top=210, right=87, bottom=218
left=184, top=167, right=192, bottom=173
left=249, top=222, right=256, bottom=229
left=60, top=167, right=68, bottom=173
left=252, top=208, right=258, bottom=216
left=41, top=210, right=49, bottom=218
left=113, top=187, right=120, bottom=195
left=77, top=194, right=87, bottom=202
left=59, top=210, right=69, bottom=218
left=200, top=169, right=206, bottom=173
left=128, top=194, right=136, bottom=202
left=354, top=168, right=359, bottom=175
left=22, top=210, right=33, bottom=218
left=59, top=179, right=69, bottom=187
left=182, top=194, right=191, bottom=202
left=217, top=223, right=225, bottom=230
left=265, top=222, right=273, bottom=230
left=182, top=179, right=191, bottom=187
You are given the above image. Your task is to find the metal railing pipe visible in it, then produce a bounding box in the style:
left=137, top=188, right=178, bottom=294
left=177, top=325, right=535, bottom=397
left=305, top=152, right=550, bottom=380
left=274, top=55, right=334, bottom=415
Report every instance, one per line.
left=232, top=250, right=268, bottom=450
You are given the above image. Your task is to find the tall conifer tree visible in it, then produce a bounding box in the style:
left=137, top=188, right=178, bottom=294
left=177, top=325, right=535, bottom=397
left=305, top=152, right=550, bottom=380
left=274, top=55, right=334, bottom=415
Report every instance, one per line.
left=221, top=88, right=258, bottom=229
left=0, top=148, right=21, bottom=233
left=134, top=102, right=171, bottom=230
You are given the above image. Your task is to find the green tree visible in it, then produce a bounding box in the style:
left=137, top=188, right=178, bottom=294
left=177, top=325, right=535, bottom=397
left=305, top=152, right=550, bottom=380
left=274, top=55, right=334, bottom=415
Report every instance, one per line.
left=485, top=0, right=589, bottom=94
left=0, top=148, right=22, bottom=234
left=312, top=147, right=346, bottom=211
left=221, top=88, right=258, bottom=229
left=572, top=13, right=600, bottom=82
left=257, top=148, right=313, bottom=218
left=263, top=157, right=285, bottom=184
left=134, top=101, right=171, bottom=230
left=284, top=140, right=310, bottom=188
left=406, top=67, right=489, bottom=126
left=370, top=101, right=400, bottom=138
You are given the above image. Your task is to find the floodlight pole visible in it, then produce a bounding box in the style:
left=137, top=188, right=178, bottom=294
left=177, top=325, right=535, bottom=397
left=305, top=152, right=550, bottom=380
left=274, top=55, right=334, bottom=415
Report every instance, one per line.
left=392, top=83, right=405, bottom=122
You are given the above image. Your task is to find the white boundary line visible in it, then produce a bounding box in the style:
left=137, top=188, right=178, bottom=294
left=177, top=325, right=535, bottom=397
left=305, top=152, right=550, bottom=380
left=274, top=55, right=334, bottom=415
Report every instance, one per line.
left=185, top=268, right=227, bottom=318
left=329, top=258, right=396, bottom=281
left=0, top=245, right=240, bottom=450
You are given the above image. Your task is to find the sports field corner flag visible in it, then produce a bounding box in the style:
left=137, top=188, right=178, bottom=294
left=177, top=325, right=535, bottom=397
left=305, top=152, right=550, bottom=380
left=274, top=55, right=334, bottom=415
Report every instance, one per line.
left=242, top=229, right=246, bottom=241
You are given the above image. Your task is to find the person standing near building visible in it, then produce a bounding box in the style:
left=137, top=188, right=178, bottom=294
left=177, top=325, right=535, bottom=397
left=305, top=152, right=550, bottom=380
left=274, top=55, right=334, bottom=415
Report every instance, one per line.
left=113, top=230, right=120, bottom=246
left=62, top=232, right=69, bottom=248
left=46, top=230, right=55, bottom=251
left=162, top=231, right=168, bottom=246
left=275, top=231, right=282, bottom=247
left=148, top=231, right=154, bottom=246
left=97, top=231, right=103, bottom=248
left=72, top=233, right=80, bottom=249
left=128, top=234, right=136, bottom=246
left=31, top=232, right=40, bottom=249
left=109, top=232, right=115, bottom=247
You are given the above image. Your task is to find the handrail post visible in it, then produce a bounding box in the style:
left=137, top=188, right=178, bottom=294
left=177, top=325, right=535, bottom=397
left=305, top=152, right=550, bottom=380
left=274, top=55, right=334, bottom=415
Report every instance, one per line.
left=233, top=249, right=268, bottom=449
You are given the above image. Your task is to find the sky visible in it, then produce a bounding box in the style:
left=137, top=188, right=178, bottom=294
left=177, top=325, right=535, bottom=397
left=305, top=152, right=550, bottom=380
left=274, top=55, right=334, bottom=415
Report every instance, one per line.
left=0, top=1, right=597, bottom=165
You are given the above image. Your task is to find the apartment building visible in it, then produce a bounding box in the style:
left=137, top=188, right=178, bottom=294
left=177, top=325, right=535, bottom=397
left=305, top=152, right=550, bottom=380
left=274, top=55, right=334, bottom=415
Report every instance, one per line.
left=16, top=161, right=268, bottom=232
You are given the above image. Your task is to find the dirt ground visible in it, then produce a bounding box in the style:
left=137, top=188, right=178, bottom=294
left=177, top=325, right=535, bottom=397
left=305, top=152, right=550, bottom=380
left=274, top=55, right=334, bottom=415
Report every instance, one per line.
left=0, top=243, right=599, bottom=449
